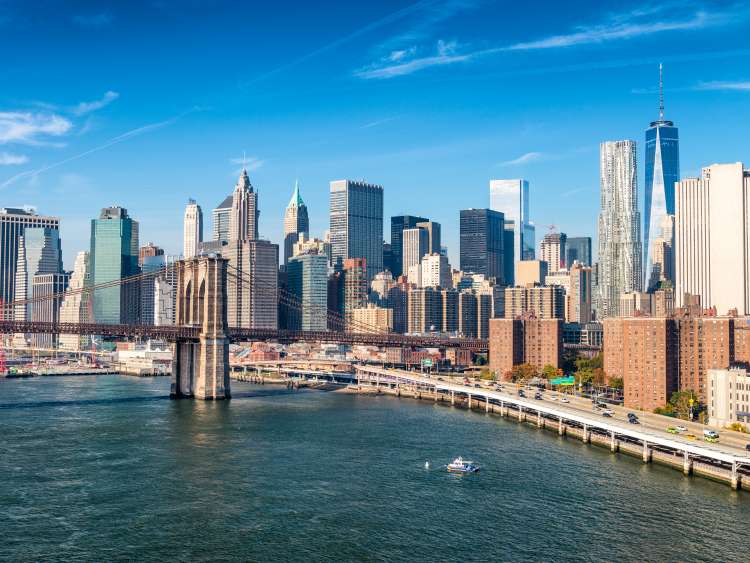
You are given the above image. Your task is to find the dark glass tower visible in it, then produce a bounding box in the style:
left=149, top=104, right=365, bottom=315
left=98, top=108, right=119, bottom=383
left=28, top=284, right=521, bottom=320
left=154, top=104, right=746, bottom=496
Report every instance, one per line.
left=459, top=209, right=505, bottom=283
left=644, top=64, right=680, bottom=289
left=389, top=215, right=427, bottom=277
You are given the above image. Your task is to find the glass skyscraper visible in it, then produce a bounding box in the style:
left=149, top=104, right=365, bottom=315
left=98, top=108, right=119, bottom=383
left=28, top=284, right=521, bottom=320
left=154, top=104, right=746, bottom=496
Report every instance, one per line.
left=287, top=252, right=328, bottom=331
left=389, top=215, right=427, bottom=277
left=489, top=179, right=535, bottom=285
left=90, top=206, right=140, bottom=324
left=459, top=209, right=505, bottom=283
left=643, top=64, right=679, bottom=290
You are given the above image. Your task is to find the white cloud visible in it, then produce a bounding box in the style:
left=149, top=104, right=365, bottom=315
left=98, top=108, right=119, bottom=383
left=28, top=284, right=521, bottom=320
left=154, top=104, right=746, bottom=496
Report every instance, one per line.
left=72, top=91, right=120, bottom=116
left=229, top=156, right=264, bottom=171
left=72, top=13, right=113, bottom=28
left=694, top=80, right=750, bottom=91
left=355, top=40, right=470, bottom=79
left=0, top=152, right=28, bottom=165
left=0, top=112, right=72, bottom=145
left=498, top=152, right=544, bottom=167
left=361, top=115, right=401, bottom=129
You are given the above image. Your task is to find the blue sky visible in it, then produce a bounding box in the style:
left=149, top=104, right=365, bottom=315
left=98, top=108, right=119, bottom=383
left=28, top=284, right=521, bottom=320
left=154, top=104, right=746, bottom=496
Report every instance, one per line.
left=2, top=0, right=750, bottom=269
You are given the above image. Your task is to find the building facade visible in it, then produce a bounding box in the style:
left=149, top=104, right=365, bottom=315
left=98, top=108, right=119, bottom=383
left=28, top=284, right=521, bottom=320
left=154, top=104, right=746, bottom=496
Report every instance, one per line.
left=489, top=318, right=562, bottom=378
left=212, top=194, right=232, bottom=243
left=402, top=227, right=428, bottom=282
left=504, top=285, right=565, bottom=320
left=352, top=303, right=393, bottom=334
left=226, top=239, right=279, bottom=329
left=183, top=199, right=203, bottom=259
left=59, top=251, right=91, bottom=350
left=415, top=221, right=441, bottom=255
left=30, top=273, right=69, bottom=347
left=540, top=232, right=567, bottom=271
left=13, top=227, right=63, bottom=327
left=420, top=253, right=451, bottom=289
left=566, top=237, right=592, bottom=267
left=489, top=179, right=535, bottom=283
left=459, top=208, right=504, bottom=282
left=283, top=181, right=309, bottom=267
left=287, top=252, right=328, bottom=331
left=707, top=367, right=750, bottom=429
left=229, top=169, right=259, bottom=242
left=389, top=215, right=427, bottom=277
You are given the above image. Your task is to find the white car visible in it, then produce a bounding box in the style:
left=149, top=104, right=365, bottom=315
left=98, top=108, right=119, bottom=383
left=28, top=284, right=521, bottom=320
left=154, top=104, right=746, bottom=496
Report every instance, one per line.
left=602, top=409, right=615, bottom=417
left=560, top=397, right=570, bottom=404
left=675, top=425, right=688, bottom=432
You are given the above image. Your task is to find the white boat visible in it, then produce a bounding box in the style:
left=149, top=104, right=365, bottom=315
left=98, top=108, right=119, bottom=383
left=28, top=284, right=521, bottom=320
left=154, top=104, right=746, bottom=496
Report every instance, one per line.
left=446, top=457, right=480, bottom=473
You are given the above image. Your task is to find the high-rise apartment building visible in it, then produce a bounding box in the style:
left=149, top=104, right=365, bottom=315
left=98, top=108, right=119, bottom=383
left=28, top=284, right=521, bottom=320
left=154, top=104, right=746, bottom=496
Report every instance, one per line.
left=330, top=180, right=383, bottom=282
left=138, top=242, right=163, bottom=266
left=59, top=251, right=91, bottom=350
left=287, top=252, right=328, bottom=331
left=0, top=207, right=59, bottom=319
left=212, top=194, right=232, bottom=243
left=644, top=65, right=680, bottom=291
left=596, top=140, right=642, bottom=318
left=459, top=209, right=504, bottom=283
left=565, top=237, right=592, bottom=267
left=421, top=253, right=451, bottom=288
left=402, top=227, right=428, bottom=281
left=489, top=179, right=535, bottom=284
left=226, top=239, right=278, bottom=329
left=441, top=288, right=458, bottom=333
left=352, top=303, right=393, bottom=334
left=229, top=169, right=259, bottom=242
left=183, top=199, right=203, bottom=259
left=675, top=163, right=750, bottom=315
left=390, top=215, right=427, bottom=277
left=342, top=258, right=368, bottom=331
left=489, top=318, right=562, bottom=378
left=567, top=262, right=592, bottom=324
left=516, top=260, right=548, bottom=287
left=407, top=286, right=442, bottom=334
left=90, top=206, right=139, bottom=324
left=458, top=291, right=478, bottom=338
left=504, top=285, right=565, bottom=320
left=415, top=221, right=441, bottom=255
left=283, top=180, right=309, bottom=267
left=539, top=232, right=567, bottom=271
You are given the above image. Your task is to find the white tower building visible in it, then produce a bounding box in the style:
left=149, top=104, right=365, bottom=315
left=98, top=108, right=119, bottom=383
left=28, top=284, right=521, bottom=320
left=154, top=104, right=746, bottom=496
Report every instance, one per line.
left=183, top=199, right=203, bottom=259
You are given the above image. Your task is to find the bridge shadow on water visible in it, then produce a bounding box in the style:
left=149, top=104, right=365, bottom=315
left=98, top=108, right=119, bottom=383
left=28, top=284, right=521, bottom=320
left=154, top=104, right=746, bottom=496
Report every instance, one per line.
left=0, top=386, right=331, bottom=410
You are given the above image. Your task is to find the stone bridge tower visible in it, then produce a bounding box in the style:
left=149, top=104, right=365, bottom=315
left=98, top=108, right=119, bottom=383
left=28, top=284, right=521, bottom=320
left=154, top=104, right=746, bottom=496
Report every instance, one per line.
left=171, top=255, right=230, bottom=399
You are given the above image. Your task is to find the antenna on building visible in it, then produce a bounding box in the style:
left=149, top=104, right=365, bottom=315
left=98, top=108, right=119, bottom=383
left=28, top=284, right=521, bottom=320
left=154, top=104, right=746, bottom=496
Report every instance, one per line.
left=659, top=62, right=664, bottom=121
left=242, top=150, right=247, bottom=171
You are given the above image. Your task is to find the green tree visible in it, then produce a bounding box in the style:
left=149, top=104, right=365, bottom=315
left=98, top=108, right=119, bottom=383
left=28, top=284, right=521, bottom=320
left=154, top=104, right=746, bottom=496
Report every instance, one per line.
left=668, top=390, right=700, bottom=421
left=511, top=363, right=537, bottom=382
left=608, top=376, right=624, bottom=390
left=541, top=364, right=558, bottom=380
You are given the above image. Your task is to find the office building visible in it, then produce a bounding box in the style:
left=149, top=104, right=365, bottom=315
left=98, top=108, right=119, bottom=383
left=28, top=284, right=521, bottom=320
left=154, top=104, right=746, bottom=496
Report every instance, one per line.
left=0, top=207, right=59, bottom=319
left=292, top=233, right=331, bottom=265
left=458, top=291, right=478, bottom=338
left=154, top=276, right=174, bottom=326
left=490, top=179, right=535, bottom=282
left=566, top=237, right=592, bottom=267
left=407, top=286, right=442, bottom=334
left=441, top=288, right=458, bottom=333
left=644, top=65, right=680, bottom=291
left=389, top=215, right=427, bottom=276
left=183, top=199, right=203, bottom=259
left=619, top=292, right=653, bottom=318
left=459, top=209, right=504, bottom=282
left=421, top=253, right=451, bottom=288
left=13, top=227, right=63, bottom=326
left=226, top=239, right=278, bottom=329
left=604, top=318, right=678, bottom=411
left=371, top=270, right=396, bottom=304
left=31, top=272, right=69, bottom=348
left=675, top=163, right=750, bottom=315
left=647, top=214, right=674, bottom=289
left=415, top=220, right=441, bottom=255
left=708, top=367, right=750, bottom=429
left=330, top=180, right=383, bottom=282
left=402, top=227, right=428, bottom=281
left=352, top=303, right=393, bottom=334
left=229, top=168, right=259, bottom=242
left=283, top=180, right=309, bottom=267
left=540, top=232, right=567, bottom=271
left=287, top=252, right=328, bottom=331
left=342, top=258, right=368, bottom=331
left=90, top=206, right=139, bottom=325
left=596, top=140, right=642, bottom=318
left=489, top=318, right=563, bottom=378
left=140, top=254, right=165, bottom=325
left=516, top=260, right=548, bottom=287
left=59, top=251, right=91, bottom=350
left=504, top=285, right=565, bottom=320
left=567, top=262, right=592, bottom=324
left=138, top=242, right=163, bottom=267
left=212, top=194, right=232, bottom=243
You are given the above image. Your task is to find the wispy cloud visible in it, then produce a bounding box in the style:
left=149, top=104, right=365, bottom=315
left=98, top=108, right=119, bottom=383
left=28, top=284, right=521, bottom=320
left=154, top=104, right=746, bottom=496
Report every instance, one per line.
left=72, top=13, right=113, bottom=28
left=0, top=113, right=188, bottom=190
left=693, top=80, right=750, bottom=91
left=361, top=115, right=401, bottom=129
left=0, top=112, right=72, bottom=145
left=498, top=152, right=545, bottom=167
left=229, top=156, right=264, bottom=171
left=355, top=40, right=470, bottom=79
left=0, top=152, right=28, bottom=165
left=71, top=91, right=120, bottom=116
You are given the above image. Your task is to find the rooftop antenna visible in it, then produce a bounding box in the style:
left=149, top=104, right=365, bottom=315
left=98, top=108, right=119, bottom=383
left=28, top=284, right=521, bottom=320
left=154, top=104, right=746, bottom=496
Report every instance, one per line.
left=659, top=62, right=664, bottom=121
left=242, top=150, right=247, bottom=171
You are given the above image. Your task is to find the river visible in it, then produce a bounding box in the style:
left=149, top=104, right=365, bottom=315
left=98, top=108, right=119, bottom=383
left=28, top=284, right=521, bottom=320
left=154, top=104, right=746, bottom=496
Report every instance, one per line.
left=1, top=375, right=747, bottom=562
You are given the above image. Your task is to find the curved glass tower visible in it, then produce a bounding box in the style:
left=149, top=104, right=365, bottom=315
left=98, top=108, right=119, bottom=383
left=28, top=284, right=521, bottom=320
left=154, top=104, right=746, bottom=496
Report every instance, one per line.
left=644, top=64, right=680, bottom=290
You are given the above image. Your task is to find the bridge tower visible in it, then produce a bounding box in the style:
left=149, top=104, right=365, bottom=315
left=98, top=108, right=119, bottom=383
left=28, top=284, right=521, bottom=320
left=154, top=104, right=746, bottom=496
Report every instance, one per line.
left=171, top=255, right=231, bottom=400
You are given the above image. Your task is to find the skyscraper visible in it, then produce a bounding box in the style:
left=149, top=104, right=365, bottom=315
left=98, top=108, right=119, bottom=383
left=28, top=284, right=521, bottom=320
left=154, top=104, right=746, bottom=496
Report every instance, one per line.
left=342, top=258, right=368, bottom=331
left=212, top=194, right=232, bottom=243
left=90, top=206, right=140, bottom=324
left=287, top=252, right=328, bottom=331
left=59, top=251, right=91, bottom=350
left=402, top=227, right=428, bottom=281
left=675, top=163, right=750, bottom=315
left=31, top=272, right=69, bottom=348
left=390, top=215, right=427, bottom=277
left=183, top=199, right=203, bottom=259
left=0, top=206, right=59, bottom=319
left=330, top=180, right=383, bottom=282
left=596, top=140, right=642, bottom=318
left=226, top=239, right=279, bottom=329
left=644, top=64, right=680, bottom=290
left=459, top=209, right=505, bottom=283
left=229, top=169, right=259, bottom=242
left=283, top=180, right=309, bottom=267
left=13, top=227, right=63, bottom=324
left=539, top=232, right=567, bottom=271
left=489, top=179, right=535, bottom=281
left=565, top=237, right=592, bottom=267
left=138, top=242, right=163, bottom=266
left=415, top=220, right=441, bottom=255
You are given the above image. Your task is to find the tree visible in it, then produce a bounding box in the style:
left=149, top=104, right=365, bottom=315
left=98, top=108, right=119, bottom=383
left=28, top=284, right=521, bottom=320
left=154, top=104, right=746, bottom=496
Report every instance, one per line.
left=542, top=364, right=558, bottom=380
left=511, top=363, right=538, bottom=382
left=475, top=355, right=488, bottom=366
left=668, top=390, right=700, bottom=421
left=608, top=376, right=624, bottom=390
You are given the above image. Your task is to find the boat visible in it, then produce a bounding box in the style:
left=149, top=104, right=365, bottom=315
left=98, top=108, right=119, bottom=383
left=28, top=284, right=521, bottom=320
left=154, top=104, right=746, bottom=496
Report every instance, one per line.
left=446, top=457, right=480, bottom=473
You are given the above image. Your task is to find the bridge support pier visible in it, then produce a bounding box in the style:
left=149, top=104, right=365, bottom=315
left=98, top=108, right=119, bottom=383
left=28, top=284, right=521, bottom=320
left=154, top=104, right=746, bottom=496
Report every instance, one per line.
left=610, top=431, right=618, bottom=453
left=468, top=394, right=472, bottom=409
left=582, top=425, right=590, bottom=443
left=732, top=463, right=740, bottom=490
left=537, top=411, right=542, bottom=428
left=683, top=451, right=693, bottom=476
left=519, top=405, right=525, bottom=422
left=558, top=418, right=565, bottom=436
left=451, top=390, right=455, bottom=405
left=170, top=256, right=230, bottom=400
left=642, top=442, right=652, bottom=463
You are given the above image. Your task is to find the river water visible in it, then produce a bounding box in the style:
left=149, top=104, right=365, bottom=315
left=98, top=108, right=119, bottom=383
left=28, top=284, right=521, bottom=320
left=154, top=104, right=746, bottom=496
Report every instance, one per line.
left=1, top=375, right=748, bottom=562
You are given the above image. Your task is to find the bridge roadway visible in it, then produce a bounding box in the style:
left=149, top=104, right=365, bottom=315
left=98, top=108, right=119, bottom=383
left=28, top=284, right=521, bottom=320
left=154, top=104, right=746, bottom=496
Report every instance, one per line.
left=343, top=365, right=750, bottom=487
left=0, top=321, right=487, bottom=351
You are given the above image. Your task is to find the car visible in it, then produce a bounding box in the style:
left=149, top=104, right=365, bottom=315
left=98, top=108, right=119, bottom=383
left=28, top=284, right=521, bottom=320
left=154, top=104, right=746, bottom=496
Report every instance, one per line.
left=684, top=434, right=697, bottom=440
left=746, top=444, right=750, bottom=451
left=518, top=390, right=526, bottom=397
left=560, top=397, right=570, bottom=404
left=596, top=401, right=608, bottom=409
left=628, top=417, right=640, bottom=424
left=602, top=410, right=613, bottom=417
left=437, top=377, right=444, bottom=381
left=473, top=383, right=481, bottom=388
left=675, top=425, right=688, bottom=432
left=627, top=412, right=638, bottom=419
left=666, top=426, right=679, bottom=434
left=534, top=394, right=543, bottom=401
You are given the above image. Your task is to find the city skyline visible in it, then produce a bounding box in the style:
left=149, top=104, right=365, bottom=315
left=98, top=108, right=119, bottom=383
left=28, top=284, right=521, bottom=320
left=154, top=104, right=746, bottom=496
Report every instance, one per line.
left=2, top=1, right=750, bottom=268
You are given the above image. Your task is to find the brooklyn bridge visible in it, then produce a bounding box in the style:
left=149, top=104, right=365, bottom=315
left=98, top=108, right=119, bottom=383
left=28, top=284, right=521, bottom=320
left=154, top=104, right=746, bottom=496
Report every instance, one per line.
left=0, top=255, right=487, bottom=399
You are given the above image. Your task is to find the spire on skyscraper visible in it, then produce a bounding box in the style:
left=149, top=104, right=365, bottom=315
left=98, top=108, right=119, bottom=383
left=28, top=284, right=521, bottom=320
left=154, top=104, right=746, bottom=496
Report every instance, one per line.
left=659, top=62, right=664, bottom=121
left=288, top=179, right=304, bottom=208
